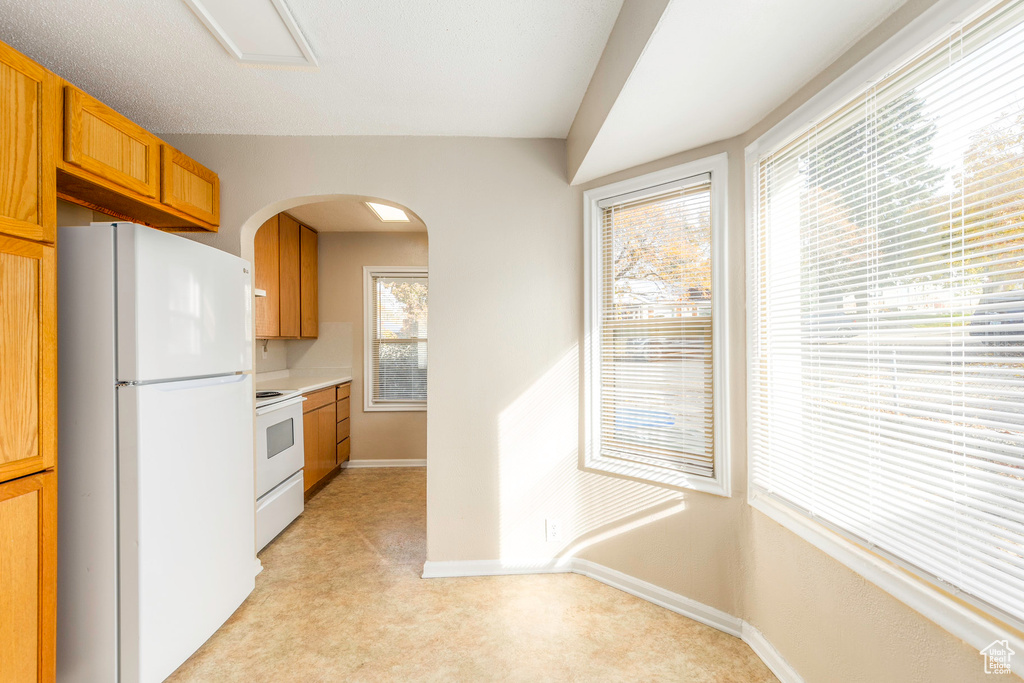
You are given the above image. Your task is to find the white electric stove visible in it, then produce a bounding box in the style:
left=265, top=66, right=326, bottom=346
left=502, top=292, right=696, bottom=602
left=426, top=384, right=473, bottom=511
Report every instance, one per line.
left=254, top=390, right=305, bottom=550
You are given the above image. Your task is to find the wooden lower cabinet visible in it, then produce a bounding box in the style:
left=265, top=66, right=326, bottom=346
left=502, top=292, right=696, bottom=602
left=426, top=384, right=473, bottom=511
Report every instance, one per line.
left=336, top=381, right=351, bottom=466
left=302, top=381, right=352, bottom=498
left=0, top=470, right=56, bottom=683
left=302, top=409, right=320, bottom=493
left=302, top=396, right=336, bottom=497
left=318, top=405, right=336, bottom=477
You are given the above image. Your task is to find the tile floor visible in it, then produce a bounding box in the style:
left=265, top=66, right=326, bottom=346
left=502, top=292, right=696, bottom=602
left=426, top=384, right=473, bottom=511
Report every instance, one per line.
left=168, top=468, right=777, bottom=682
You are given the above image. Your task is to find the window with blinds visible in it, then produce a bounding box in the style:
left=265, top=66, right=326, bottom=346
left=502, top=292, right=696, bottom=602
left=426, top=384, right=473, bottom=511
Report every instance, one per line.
left=751, top=0, right=1024, bottom=626
left=365, top=269, right=427, bottom=410
left=588, top=169, right=722, bottom=489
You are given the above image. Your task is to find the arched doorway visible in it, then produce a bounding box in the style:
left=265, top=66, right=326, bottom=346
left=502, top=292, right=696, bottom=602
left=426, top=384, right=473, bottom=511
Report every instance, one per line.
left=245, top=194, right=428, bottom=542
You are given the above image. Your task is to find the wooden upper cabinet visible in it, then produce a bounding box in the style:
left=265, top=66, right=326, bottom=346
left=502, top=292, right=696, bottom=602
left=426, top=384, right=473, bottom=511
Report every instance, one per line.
left=254, top=215, right=280, bottom=338
left=0, top=471, right=57, bottom=683
left=251, top=212, right=319, bottom=340
left=278, top=214, right=301, bottom=338
left=0, top=41, right=56, bottom=244
left=63, top=86, right=160, bottom=199
left=160, top=144, right=219, bottom=225
left=300, top=225, right=318, bottom=338
left=0, top=235, right=56, bottom=484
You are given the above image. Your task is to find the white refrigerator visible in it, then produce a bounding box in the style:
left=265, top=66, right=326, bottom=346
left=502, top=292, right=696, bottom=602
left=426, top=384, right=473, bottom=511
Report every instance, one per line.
left=57, top=223, right=256, bottom=683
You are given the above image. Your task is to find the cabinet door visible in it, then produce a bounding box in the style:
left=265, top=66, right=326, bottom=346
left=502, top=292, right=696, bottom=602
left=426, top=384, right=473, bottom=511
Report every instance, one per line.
left=278, top=214, right=301, bottom=338
left=302, top=409, right=319, bottom=493
left=160, top=144, right=219, bottom=226
left=300, top=225, right=318, bottom=338
left=0, top=236, right=56, bottom=484
left=0, top=41, right=56, bottom=243
left=63, top=86, right=160, bottom=199
left=253, top=215, right=280, bottom=338
left=318, top=403, right=336, bottom=473
left=0, top=471, right=57, bottom=683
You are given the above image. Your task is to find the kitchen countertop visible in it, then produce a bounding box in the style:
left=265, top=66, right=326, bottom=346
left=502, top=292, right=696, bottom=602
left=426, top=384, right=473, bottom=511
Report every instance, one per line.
left=255, top=368, right=353, bottom=396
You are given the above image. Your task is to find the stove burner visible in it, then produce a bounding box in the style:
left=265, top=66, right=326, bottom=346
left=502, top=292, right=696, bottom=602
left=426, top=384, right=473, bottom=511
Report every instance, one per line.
left=256, top=391, right=283, bottom=399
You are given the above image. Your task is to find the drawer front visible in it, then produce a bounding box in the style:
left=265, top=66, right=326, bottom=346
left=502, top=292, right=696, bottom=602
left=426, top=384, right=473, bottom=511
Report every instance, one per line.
left=336, top=418, right=350, bottom=443
left=302, top=387, right=334, bottom=413
left=336, top=438, right=350, bottom=464
left=255, top=470, right=303, bottom=551
left=63, top=87, right=160, bottom=199
left=160, top=144, right=219, bottom=226
left=336, top=383, right=351, bottom=400
left=336, top=396, right=350, bottom=421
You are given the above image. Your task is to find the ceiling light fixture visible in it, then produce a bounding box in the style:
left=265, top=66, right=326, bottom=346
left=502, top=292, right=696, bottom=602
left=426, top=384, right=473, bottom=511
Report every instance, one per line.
left=182, top=0, right=317, bottom=67
left=366, top=202, right=410, bottom=222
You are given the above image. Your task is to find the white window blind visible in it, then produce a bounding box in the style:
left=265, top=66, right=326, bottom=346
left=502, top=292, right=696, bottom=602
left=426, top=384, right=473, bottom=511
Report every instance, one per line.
left=751, top=0, right=1024, bottom=626
left=369, top=271, right=427, bottom=407
left=597, top=175, right=715, bottom=479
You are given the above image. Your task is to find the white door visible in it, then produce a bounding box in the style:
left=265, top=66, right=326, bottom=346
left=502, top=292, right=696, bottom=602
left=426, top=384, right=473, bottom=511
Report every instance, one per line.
left=118, top=373, right=255, bottom=683
left=116, top=223, right=253, bottom=382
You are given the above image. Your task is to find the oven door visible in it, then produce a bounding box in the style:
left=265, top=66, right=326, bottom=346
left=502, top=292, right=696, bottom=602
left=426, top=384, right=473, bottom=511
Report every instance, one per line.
left=255, top=396, right=306, bottom=499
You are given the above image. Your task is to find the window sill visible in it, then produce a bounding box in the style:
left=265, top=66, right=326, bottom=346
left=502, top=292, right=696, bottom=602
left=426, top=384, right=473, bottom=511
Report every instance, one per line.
left=364, top=403, right=426, bottom=413
left=584, top=454, right=730, bottom=497
left=749, top=491, right=1024, bottom=670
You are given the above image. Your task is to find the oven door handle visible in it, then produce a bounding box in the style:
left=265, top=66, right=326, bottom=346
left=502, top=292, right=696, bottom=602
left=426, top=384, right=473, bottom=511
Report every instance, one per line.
left=255, top=395, right=307, bottom=416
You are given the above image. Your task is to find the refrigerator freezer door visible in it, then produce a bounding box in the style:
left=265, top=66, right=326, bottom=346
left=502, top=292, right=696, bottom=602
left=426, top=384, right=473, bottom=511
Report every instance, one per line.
left=116, top=223, right=253, bottom=382
left=118, top=374, right=255, bottom=683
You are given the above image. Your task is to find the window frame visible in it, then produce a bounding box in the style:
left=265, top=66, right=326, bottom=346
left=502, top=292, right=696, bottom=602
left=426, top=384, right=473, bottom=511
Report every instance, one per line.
left=744, top=0, right=1024, bottom=658
left=583, top=153, right=731, bottom=496
left=363, top=265, right=428, bottom=413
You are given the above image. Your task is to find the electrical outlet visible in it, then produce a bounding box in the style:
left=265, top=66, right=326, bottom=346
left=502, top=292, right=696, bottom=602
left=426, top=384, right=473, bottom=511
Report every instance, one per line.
left=545, top=518, right=562, bottom=543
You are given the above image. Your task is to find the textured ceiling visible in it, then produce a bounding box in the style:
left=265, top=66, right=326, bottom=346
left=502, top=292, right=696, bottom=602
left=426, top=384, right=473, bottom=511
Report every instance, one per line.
left=0, top=0, right=622, bottom=137
left=574, top=0, right=907, bottom=183
left=287, top=196, right=426, bottom=233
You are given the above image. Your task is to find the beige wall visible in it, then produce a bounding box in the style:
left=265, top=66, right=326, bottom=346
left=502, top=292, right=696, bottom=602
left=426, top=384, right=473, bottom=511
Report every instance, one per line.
left=56, top=199, right=116, bottom=227
left=161, top=4, right=1006, bottom=676
left=317, top=231, right=428, bottom=461
left=160, top=136, right=587, bottom=566
left=254, top=339, right=288, bottom=373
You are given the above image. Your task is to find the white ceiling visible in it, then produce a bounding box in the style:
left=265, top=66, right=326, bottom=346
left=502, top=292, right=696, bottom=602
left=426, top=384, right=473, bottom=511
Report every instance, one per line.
left=0, top=0, right=622, bottom=137
left=287, top=197, right=426, bottom=233
left=573, top=0, right=907, bottom=183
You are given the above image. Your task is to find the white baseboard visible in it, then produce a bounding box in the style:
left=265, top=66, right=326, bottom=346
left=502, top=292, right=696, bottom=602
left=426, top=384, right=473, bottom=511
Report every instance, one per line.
left=421, top=558, right=572, bottom=578
left=741, top=622, right=803, bottom=683
left=422, top=557, right=802, bottom=683
left=571, top=559, right=743, bottom=637
left=343, top=458, right=426, bottom=468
